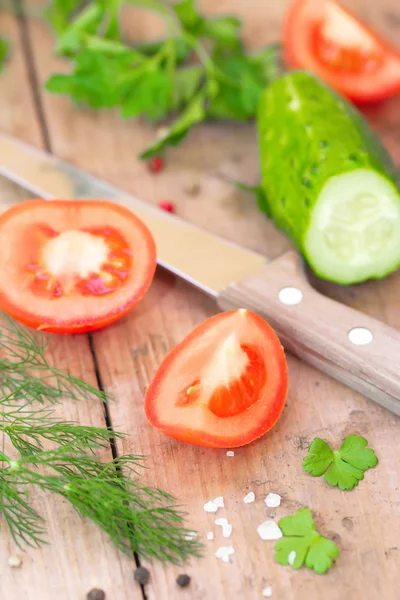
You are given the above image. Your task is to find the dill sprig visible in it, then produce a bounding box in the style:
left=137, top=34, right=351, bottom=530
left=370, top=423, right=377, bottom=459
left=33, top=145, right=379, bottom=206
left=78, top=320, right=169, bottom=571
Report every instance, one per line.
left=0, top=314, right=202, bottom=564
left=0, top=313, right=106, bottom=404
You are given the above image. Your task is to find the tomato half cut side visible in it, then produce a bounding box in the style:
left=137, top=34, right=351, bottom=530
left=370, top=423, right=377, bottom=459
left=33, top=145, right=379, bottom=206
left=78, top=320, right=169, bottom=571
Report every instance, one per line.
left=284, top=0, right=400, bottom=103
left=144, top=309, right=288, bottom=448
left=0, top=199, right=157, bottom=333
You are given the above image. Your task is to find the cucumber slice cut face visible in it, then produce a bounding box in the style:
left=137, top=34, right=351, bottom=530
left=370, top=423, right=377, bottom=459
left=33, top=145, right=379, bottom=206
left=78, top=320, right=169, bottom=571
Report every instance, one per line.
left=305, top=169, right=400, bottom=284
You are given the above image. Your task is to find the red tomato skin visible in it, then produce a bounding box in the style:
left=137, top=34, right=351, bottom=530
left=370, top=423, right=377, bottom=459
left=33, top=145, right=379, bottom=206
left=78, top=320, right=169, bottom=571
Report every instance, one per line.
left=0, top=199, right=157, bottom=334
left=144, top=310, right=289, bottom=449
left=283, top=0, right=400, bottom=104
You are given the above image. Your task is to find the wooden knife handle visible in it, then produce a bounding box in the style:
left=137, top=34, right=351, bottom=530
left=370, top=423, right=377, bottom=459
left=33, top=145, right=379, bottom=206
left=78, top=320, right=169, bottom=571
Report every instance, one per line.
left=217, top=251, right=400, bottom=415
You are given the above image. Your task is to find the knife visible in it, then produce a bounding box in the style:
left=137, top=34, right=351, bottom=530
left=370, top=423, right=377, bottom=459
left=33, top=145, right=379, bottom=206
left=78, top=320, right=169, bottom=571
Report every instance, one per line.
left=0, top=132, right=399, bottom=416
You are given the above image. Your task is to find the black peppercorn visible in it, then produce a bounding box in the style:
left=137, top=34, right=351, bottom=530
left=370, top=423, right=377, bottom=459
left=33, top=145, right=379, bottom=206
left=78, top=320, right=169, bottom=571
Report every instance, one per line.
left=86, top=589, right=105, bottom=600
left=176, top=574, right=191, bottom=588
left=134, top=566, right=150, bottom=586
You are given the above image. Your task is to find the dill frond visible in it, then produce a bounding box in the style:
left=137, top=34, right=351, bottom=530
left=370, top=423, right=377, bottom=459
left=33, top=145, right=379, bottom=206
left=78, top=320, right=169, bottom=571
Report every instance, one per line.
left=0, top=314, right=202, bottom=564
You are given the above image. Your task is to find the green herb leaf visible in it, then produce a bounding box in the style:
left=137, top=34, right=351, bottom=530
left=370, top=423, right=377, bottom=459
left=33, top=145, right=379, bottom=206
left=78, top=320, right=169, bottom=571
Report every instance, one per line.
left=0, top=37, right=10, bottom=72
left=137, top=38, right=190, bottom=64
left=303, top=435, right=378, bottom=491
left=140, top=91, right=206, bottom=158
left=45, top=0, right=87, bottom=35
left=54, top=3, right=105, bottom=55
left=43, top=0, right=280, bottom=156
left=200, top=16, right=241, bottom=48
left=0, top=313, right=202, bottom=563
left=173, top=66, right=204, bottom=110
left=121, top=68, right=173, bottom=121
left=207, top=55, right=265, bottom=121
left=46, top=48, right=142, bottom=109
left=173, top=0, right=203, bottom=33
left=275, top=508, right=339, bottom=574
left=250, top=43, right=282, bottom=82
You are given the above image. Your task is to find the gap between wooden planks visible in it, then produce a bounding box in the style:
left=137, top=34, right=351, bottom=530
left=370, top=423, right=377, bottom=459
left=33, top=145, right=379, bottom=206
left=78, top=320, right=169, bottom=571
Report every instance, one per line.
left=0, top=8, right=139, bottom=600
left=1, top=0, right=400, bottom=599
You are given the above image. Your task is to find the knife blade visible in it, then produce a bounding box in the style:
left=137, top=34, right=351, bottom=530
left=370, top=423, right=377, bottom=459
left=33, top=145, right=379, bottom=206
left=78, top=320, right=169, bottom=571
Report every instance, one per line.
left=0, top=132, right=266, bottom=297
left=1, top=131, right=400, bottom=416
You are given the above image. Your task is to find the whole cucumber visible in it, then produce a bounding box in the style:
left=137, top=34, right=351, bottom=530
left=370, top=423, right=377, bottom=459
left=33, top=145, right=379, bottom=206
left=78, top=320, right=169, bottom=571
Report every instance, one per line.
left=257, top=71, right=400, bottom=284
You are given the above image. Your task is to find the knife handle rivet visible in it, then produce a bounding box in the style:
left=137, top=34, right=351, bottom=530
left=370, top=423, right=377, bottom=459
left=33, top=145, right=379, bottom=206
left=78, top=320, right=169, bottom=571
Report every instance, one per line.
left=348, top=327, right=373, bottom=346
left=278, top=287, right=303, bottom=306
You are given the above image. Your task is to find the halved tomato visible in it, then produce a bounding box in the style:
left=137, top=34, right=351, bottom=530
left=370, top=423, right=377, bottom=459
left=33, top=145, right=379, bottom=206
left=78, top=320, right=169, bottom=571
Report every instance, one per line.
left=144, top=309, right=288, bottom=448
left=284, top=0, right=400, bottom=103
left=0, top=199, right=156, bottom=333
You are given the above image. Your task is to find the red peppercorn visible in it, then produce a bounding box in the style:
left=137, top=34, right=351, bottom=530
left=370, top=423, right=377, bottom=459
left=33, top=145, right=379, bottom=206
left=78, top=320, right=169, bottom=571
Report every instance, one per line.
left=148, top=156, right=164, bottom=173
left=158, top=201, right=175, bottom=213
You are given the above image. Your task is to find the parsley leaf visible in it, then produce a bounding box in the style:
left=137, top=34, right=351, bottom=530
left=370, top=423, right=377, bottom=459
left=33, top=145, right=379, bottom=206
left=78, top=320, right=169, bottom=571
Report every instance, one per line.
left=140, top=91, right=207, bottom=159
left=45, top=0, right=86, bottom=36
left=201, top=16, right=241, bottom=49
left=46, top=48, right=143, bottom=109
left=173, top=0, right=203, bottom=33
left=303, top=435, right=378, bottom=491
left=121, top=67, right=173, bottom=121
left=42, top=0, right=280, bottom=157
left=275, top=508, right=339, bottom=575
left=173, top=66, right=204, bottom=110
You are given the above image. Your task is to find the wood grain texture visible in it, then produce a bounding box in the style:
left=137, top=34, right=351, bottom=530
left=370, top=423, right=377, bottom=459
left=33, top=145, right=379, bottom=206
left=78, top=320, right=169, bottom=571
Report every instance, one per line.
left=0, top=178, right=138, bottom=600
left=0, top=12, right=137, bottom=596
left=218, top=251, right=400, bottom=415
left=2, top=0, right=400, bottom=599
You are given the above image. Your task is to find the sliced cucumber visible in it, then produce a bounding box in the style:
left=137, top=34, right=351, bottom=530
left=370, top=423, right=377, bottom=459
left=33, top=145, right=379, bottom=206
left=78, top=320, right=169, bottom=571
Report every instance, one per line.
left=307, top=169, right=400, bottom=284
left=257, top=71, right=400, bottom=284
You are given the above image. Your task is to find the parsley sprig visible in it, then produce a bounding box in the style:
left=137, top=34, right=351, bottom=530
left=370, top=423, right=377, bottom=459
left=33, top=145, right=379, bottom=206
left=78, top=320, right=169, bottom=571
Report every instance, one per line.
left=43, top=0, right=280, bottom=157
left=275, top=508, right=339, bottom=575
left=303, top=435, right=378, bottom=491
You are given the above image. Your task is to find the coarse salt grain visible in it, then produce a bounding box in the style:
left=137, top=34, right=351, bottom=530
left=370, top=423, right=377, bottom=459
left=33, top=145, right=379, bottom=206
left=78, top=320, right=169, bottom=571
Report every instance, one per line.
left=257, top=520, right=283, bottom=541
left=215, top=545, right=235, bottom=563
left=8, top=555, right=22, bottom=568
left=222, top=523, right=233, bottom=538
left=204, top=500, right=218, bottom=513
left=262, top=586, right=272, bottom=597
left=243, top=492, right=255, bottom=504
left=215, top=517, right=228, bottom=527
left=226, top=451, right=235, bottom=457
left=207, top=532, right=214, bottom=540
left=288, top=550, right=296, bottom=566
left=213, top=496, right=224, bottom=508
left=265, top=493, right=281, bottom=508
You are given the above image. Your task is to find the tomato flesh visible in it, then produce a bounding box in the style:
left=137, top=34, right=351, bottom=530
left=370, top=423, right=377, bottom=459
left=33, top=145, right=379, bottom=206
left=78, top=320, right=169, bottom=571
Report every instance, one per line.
left=145, top=309, right=288, bottom=448
left=27, top=226, right=132, bottom=298
left=0, top=200, right=156, bottom=333
left=284, top=0, right=400, bottom=103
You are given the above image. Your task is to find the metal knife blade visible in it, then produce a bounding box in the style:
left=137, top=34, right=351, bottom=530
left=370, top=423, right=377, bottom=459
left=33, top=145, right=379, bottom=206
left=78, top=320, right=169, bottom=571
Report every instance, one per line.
left=0, top=132, right=266, bottom=297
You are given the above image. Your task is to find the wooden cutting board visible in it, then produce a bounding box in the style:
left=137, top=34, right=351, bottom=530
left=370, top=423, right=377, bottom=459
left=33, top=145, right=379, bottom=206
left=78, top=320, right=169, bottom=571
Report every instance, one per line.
left=0, top=1, right=399, bottom=599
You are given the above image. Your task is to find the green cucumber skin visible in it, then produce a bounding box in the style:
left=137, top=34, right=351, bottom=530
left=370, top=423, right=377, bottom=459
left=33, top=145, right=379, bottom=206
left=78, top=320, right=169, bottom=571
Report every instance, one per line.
left=257, top=71, right=400, bottom=283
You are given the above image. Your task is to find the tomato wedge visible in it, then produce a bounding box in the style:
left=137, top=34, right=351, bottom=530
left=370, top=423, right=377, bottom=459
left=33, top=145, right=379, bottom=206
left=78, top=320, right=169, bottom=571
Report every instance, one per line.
left=0, top=199, right=156, bottom=333
left=283, top=0, right=400, bottom=103
left=144, top=309, right=288, bottom=448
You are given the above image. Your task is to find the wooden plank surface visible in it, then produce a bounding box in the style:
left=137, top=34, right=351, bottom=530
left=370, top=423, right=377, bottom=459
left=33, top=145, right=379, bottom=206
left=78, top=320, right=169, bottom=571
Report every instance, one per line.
left=1, top=1, right=400, bottom=599
left=0, top=10, right=138, bottom=599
